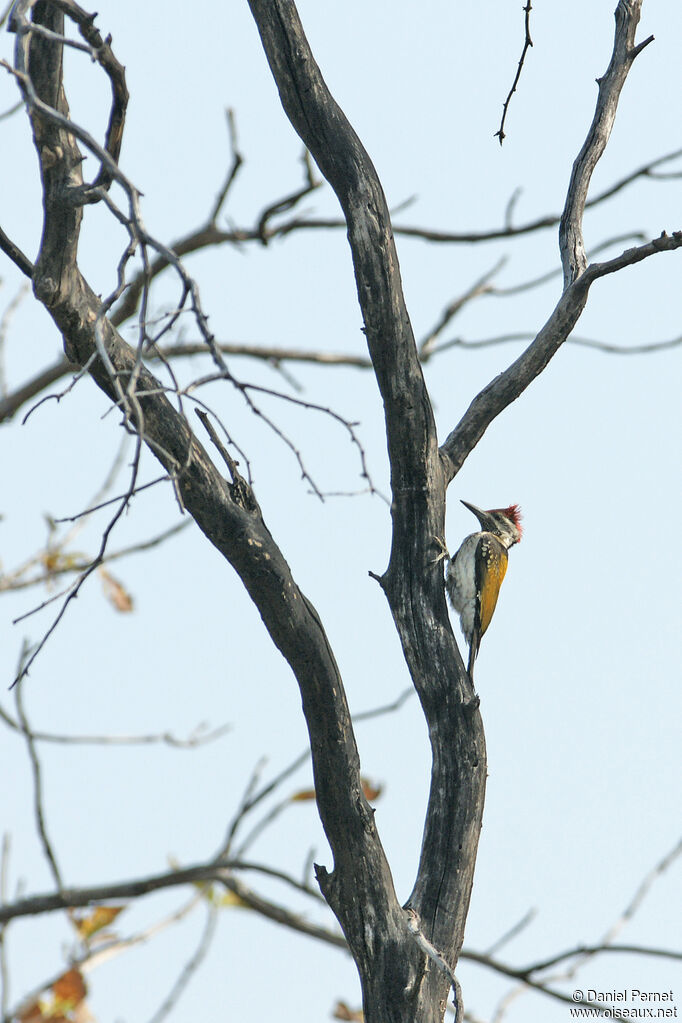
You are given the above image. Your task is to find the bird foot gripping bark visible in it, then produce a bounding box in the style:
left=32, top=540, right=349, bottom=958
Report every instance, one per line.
left=430, top=534, right=450, bottom=565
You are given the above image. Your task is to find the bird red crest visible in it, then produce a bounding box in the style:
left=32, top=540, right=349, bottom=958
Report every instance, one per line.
left=493, top=504, right=523, bottom=538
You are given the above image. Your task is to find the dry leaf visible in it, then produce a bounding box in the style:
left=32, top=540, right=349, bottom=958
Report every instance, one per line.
left=333, top=1001, right=363, bottom=1021
left=51, top=968, right=87, bottom=1012
left=360, top=777, right=383, bottom=802
left=290, top=786, right=317, bottom=802
left=219, top=890, right=251, bottom=909
left=291, top=778, right=382, bottom=804
left=17, top=1001, right=44, bottom=1023
left=100, top=568, right=134, bottom=613
left=71, top=904, right=124, bottom=940
left=70, top=1002, right=95, bottom=1023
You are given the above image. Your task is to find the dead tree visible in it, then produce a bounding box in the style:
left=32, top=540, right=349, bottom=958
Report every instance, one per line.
left=1, top=1, right=679, bottom=1020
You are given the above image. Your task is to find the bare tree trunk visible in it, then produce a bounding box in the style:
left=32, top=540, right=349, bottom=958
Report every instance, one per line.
left=16, top=2, right=484, bottom=1017
left=246, top=3, right=487, bottom=1018
left=9, top=0, right=672, bottom=1018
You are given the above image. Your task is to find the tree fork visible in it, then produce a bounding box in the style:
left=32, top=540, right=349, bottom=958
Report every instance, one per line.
left=247, top=1, right=487, bottom=1018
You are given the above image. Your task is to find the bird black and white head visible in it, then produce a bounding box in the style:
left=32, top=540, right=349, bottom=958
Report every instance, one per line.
left=461, top=500, right=523, bottom=549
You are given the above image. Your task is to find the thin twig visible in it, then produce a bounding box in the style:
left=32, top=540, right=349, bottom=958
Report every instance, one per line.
left=53, top=475, right=170, bottom=524
left=145, top=905, right=218, bottom=1023
left=483, top=836, right=682, bottom=1021
left=0, top=0, right=14, bottom=30
left=419, top=258, right=507, bottom=357
left=0, top=859, right=345, bottom=944
left=601, top=835, right=682, bottom=947
left=429, top=330, right=682, bottom=359
left=7, top=890, right=205, bottom=1023
left=0, top=695, right=230, bottom=747
left=0, top=834, right=10, bottom=1020
left=406, top=909, right=462, bottom=1017
left=220, top=687, right=414, bottom=860
left=0, top=282, right=29, bottom=397
left=495, top=1, right=533, bottom=145
left=195, top=409, right=242, bottom=483
left=220, top=758, right=268, bottom=856
left=484, top=907, right=537, bottom=957
left=11, top=431, right=147, bottom=685
left=0, top=521, right=190, bottom=594
left=490, top=232, right=648, bottom=296
left=353, top=686, right=414, bottom=723
left=0, top=223, right=34, bottom=279
left=208, top=109, right=243, bottom=223
left=14, top=663, right=63, bottom=889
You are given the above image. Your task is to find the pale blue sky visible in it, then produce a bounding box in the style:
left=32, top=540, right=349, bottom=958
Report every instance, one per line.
left=1, top=2, right=680, bottom=1021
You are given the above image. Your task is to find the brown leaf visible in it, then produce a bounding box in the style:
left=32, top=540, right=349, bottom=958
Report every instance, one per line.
left=332, top=1001, right=363, bottom=1021
left=71, top=904, right=125, bottom=940
left=360, top=777, right=383, bottom=802
left=291, top=778, right=382, bottom=804
left=100, top=568, right=134, bottom=613
left=17, top=1001, right=44, bottom=1023
left=70, top=1001, right=95, bottom=1023
left=219, top=890, right=251, bottom=909
left=51, top=968, right=87, bottom=1011
left=290, top=786, right=317, bottom=802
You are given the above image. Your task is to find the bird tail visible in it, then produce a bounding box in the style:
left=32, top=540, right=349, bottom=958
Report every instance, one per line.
left=467, top=628, right=481, bottom=681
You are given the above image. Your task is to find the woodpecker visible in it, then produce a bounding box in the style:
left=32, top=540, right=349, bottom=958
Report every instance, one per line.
left=441, top=500, right=522, bottom=680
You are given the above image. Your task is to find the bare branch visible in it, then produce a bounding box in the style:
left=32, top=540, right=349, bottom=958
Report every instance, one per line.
left=560, top=1, right=653, bottom=286
left=11, top=1, right=129, bottom=190
left=482, top=837, right=682, bottom=1021
left=490, top=231, right=647, bottom=296
left=144, top=905, right=218, bottom=1023
left=0, top=859, right=345, bottom=947
left=600, top=836, right=682, bottom=947
left=6, top=890, right=205, bottom=1023
left=436, top=11, right=671, bottom=484
left=207, top=109, right=244, bottom=223
left=583, top=230, right=682, bottom=281
left=0, top=0, right=14, bottom=30
left=430, top=329, right=682, bottom=359
left=484, top=908, right=537, bottom=957
left=219, top=873, right=347, bottom=949
left=0, top=356, right=77, bottom=423
left=494, top=1, right=533, bottom=145
left=462, top=949, right=623, bottom=1014
left=53, top=475, right=171, bottom=523
left=1, top=849, right=677, bottom=1012
left=354, top=686, right=414, bottom=724
left=0, top=834, right=9, bottom=1020
left=440, top=238, right=682, bottom=481
left=517, top=941, right=682, bottom=976
left=14, top=667, right=63, bottom=889
left=10, top=7, right=396, bottom=1007
left=0, top=223, right=34, bottom=279
left=0, top=693, right=230, bottom=748
left=0, top=98, right=22, bottom=120
left=0, top=521, right=190, bottom=594
left=11, top=434, right=148, bottom=685
left=220, top=757, right=269, bottom=856
left=419, top=258, right=507, bottom=357
left=222, top=687, right=414, bottom=859
left=3, top=245, right=677, bottom=425
left=256, top=177, right=322, bottom=243
left=0, top=282, right=29, bottom=397
left=0, top=341, right=373, bottom=424
left=109, top=152, right=320, bottom=328
left=406, top=909, right=461, bottom=1017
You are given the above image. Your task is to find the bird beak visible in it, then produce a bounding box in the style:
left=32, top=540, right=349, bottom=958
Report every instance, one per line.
left=460, top=500, right=495, bottom=530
